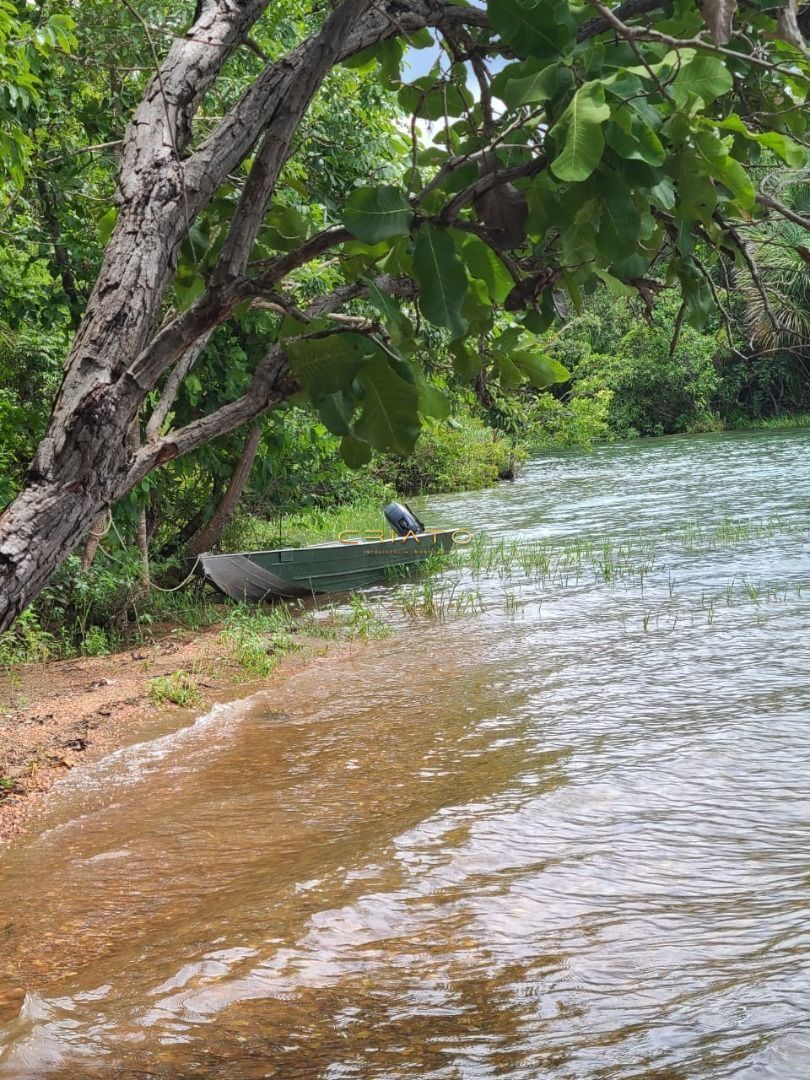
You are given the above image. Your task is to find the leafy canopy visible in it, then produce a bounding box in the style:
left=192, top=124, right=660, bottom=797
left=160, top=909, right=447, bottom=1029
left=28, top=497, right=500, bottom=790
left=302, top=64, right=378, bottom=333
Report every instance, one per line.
left=3, top=0, right=810, bottom=478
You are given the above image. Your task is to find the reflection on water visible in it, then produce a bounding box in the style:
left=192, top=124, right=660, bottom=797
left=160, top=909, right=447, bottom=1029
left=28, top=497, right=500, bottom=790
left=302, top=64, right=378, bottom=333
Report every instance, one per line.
left=2, top=429, right=810, bottom=1078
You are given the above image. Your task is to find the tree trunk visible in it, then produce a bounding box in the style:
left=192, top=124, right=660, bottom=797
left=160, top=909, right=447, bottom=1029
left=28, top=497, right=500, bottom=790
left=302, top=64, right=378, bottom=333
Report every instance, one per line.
left=136, top=505, right=150, bottom=590
left=0, top=0, right=473, bottom=631
left=81, top=514, right=108, bottom=570
left=187, top=424, right=262, bottom=556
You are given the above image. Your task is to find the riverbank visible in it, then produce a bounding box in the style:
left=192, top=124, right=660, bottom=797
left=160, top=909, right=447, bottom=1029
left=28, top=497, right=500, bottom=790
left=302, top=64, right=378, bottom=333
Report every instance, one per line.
left=0, top=606, right=371, bottom=844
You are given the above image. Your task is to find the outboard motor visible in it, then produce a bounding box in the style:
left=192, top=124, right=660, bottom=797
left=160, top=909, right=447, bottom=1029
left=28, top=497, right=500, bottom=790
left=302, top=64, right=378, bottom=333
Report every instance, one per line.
left=384, top=501, right=424, bottom=537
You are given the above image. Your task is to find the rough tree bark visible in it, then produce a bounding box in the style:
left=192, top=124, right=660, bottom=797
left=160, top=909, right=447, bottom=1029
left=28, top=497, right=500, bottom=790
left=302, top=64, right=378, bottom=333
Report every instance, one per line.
left=187, top=424, right=262, bottom=557
left=0, top=0, right=389, bottom=629
left=80, top=515, right=109, bottom=571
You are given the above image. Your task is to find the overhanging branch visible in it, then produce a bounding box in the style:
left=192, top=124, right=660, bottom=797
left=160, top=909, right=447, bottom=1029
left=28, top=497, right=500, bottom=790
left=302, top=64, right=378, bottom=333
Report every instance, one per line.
left=124, top=274, right=419, bottom=487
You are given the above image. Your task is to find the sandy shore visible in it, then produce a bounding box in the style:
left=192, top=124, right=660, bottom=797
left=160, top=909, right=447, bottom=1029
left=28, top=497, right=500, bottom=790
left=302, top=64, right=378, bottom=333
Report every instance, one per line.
left=0, top=621, right=342, bottom=844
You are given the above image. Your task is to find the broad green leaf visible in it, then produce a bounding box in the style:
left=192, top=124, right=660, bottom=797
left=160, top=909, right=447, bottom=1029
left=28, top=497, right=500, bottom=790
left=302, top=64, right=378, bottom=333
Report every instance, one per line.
left=354, top=359, right=420, bottom=454
left=463, top=276, right=494, bottom=329
left=450, top=340, right=482, bottom=381
left=340, top=435, right=372, bottom=468
left=672, top=54, right=733, bottom=106
left=493, top=351, right=524, bottom=388
left=286, top=334, right=378, bottom=396
left=626, top=48, right=696, bottom=79
left=342, top=186, right=413, bottom=245
left=692, top=130, right=755, bottom=208
left=416, top=374, right=451, bottom=418
left=672, top=149, right=718, bottom=222
left=174, top=272, right=205, bottom=310
left=557, top=192, right=599, bottom=267
left=265, top=203, right=308, bottom=250
left=650, top=177, right=677, bottom=210
left=525, top=171, right=560, bottom=239
left=511, top=350, right=570, bottom=387
left=500, top=60, right=565, bottom=109
left=594, top=267, right=637, bottom=297
left=605, top=75, right=663, bottom=129
left=714, top=114, right=808, bottom=167
left=488, top=0, right=576, bottom=60
left=412, top=223, right=468, bottom=338
left=398, top=79, right=474, bottom=121
left=317, top=392, right=354, bottom=436
left=376, top=344, right=445, bottom=420
left=363, top=277, right=413, bottom=345
left=460, top=234, right=514, bottom=303
left=520, top=292, right=556, bottom=334
left=605, top=109, right=666, bottom=166
left=610, top=251, right=651, bottom=279
left=549, top=82, right=611, bottom=182
left=595, top=171, right=643, bottom=263
left=677, top=260, right=715, bottom=328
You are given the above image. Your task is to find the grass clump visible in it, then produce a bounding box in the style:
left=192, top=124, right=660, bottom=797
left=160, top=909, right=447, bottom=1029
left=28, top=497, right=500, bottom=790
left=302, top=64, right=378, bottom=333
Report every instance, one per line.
left=149, top=670, right=201, bottom=707
left=219, top=603, right=299, bottom=676
left=344, top=594, right=390, bottom=640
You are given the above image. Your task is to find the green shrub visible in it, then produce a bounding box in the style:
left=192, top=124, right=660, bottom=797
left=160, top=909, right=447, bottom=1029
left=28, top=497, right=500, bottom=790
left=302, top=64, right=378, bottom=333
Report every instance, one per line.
left=529, top=380, right=614, bottom=449
left=375, top=416, right=518, bottom=495
left=0, top=609, right=57, bottom=665
left=578, top=323, right=721, bottom=437
left=81, top=625, right=113, bottom=657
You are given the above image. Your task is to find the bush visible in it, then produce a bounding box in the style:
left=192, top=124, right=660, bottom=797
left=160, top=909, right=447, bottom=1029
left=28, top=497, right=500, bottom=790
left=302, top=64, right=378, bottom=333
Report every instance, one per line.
left=576, top=323, right=721, bottom=437
left=375, top=417, right=518, bottom=495
left=529, top=380, right=614, bottom=449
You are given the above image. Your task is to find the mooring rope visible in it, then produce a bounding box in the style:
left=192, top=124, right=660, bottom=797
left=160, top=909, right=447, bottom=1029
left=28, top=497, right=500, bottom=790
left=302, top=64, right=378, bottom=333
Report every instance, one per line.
left=93, top=515, right=204, bottom=593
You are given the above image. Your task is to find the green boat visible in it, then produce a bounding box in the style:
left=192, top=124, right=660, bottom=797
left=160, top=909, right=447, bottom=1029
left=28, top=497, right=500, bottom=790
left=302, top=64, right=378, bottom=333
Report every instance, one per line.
left=200, top=525, right=456, bottom=602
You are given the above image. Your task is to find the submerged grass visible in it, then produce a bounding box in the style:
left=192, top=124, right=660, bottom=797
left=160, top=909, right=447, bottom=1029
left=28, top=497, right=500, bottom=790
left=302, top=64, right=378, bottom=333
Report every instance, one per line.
left=384, top=510, right=810, bottom=634
left=3, top=506, right=809, bottom=677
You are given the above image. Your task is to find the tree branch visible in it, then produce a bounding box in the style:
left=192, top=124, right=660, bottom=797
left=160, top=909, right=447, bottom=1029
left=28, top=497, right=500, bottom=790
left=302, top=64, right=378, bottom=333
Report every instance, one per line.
left=437, top=155, right=548, bottom=223
left=212, top=0, right=377, bottom=284
left=756, top=192, right=810, bottom=231
left=124, top=274, right=419, bottom=487
left=144, top=331, right=213, bottom=442
left=585, top=0, right=806, bottom=75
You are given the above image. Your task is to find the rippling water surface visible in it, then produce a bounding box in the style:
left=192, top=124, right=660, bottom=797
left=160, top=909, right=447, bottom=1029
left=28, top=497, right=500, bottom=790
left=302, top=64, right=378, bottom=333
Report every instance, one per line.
left=2, top=429, right=810, bottom=1078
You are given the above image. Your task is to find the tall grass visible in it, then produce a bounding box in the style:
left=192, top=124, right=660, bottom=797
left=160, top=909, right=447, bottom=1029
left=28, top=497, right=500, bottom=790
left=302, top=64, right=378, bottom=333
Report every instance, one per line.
left=221, top=500, right=398, bottom=552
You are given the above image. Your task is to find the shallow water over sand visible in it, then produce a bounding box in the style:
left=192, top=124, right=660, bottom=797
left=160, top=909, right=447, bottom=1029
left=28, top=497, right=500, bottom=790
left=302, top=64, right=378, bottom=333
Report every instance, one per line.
left=2, top=429, right=810, bottom=1078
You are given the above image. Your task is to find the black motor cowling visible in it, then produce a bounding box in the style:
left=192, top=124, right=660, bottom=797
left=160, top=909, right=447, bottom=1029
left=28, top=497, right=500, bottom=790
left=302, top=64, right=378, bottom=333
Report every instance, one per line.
left=383, top=501, right=424, bottom=537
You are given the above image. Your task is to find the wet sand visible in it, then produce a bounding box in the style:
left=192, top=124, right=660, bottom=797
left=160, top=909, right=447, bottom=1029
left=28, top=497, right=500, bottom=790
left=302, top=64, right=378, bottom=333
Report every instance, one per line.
left=0, top=620, right=347, bottom=844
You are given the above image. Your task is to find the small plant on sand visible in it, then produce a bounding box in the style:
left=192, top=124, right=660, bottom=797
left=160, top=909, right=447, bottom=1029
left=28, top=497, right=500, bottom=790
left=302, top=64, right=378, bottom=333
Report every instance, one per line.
left=149, top=671, right=201, bottom=707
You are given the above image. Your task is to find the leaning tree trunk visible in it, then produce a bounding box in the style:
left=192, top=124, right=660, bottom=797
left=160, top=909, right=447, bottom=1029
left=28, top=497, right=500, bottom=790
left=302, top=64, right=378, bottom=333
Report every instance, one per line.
left=187, top=424, right=262, bottom=557
left=0, top=0, right=459, bottom=631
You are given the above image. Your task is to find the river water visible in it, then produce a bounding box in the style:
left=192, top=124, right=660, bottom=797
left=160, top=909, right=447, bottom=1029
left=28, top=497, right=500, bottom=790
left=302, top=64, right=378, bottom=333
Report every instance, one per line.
left=1, top=429, right=809, bottom=1078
